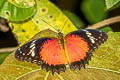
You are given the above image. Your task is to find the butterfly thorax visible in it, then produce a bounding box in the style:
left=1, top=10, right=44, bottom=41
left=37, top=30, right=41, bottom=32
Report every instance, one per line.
left=58, top=32, right=65, bottom=49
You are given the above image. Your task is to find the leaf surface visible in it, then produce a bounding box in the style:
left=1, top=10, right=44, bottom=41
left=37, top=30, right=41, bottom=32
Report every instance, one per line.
left=63, top=10, right=85, bottom=29
left=0, top=0, right=36, bottom=21
left=105, top=0, right=120, bottom=9
left=10, top=0, right=77, bottom=45
left=0, top=52, right=11, bottom=65
left=32, top=0, right=77, bottom=34
left=0, top=31, right=120, bottom=80
left=81, top=0, right=112, bottom=32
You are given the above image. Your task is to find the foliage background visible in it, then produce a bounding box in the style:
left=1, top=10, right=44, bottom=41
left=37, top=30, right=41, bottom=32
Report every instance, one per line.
left=0, top=0, right=120, bottom=80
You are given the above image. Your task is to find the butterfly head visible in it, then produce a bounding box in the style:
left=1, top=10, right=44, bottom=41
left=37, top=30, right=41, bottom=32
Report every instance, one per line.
left=58, top=31, right=63, bottom=36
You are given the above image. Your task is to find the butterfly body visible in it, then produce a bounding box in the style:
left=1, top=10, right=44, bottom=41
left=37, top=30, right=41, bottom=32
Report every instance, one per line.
left=57, top=32, right=65, bottom=49
left=15, top=29, right=108, bottom=74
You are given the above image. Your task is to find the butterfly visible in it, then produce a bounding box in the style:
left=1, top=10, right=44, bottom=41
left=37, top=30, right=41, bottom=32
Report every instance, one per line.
left=15, top=29, right=108, bottom=74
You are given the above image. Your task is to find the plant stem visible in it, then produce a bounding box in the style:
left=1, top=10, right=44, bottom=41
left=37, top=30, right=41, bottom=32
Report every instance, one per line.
left=0, top=47, right=17, bottom=53
left=86, top=16, right=120, bottom=29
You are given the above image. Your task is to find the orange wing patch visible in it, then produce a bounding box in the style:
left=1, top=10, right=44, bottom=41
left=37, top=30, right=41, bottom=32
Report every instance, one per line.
left=40, top=38, right=67, bottom=66
left=65, top=34, right=89, bottom=63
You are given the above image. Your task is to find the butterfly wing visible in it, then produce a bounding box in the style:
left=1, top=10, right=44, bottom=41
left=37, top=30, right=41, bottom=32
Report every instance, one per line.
left=15, top=37, right=66, bottom=74
left=65, top=29, right=108, bottom=70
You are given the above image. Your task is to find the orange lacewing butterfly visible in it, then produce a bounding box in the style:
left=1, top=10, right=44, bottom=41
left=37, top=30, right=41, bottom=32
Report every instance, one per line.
left=15, top=20, right=108, bottom=74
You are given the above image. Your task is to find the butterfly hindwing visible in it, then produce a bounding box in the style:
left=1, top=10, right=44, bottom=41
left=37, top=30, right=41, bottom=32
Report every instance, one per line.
left=65, top=29, right=108, bottom=70
left=15, top=37, right=66, bottom=74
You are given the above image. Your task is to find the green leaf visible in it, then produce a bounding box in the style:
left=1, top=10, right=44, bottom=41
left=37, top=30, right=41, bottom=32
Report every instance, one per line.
left=63, top=10, right=85, bottom=29
left=89, top=32, right=120, bottom=73
left=32, top=0, right=77, bottom=34
left=99, top=26, right=113, bottom=32
left=0, top=31, right=120, bottom=80
left=9, top=20, right=40, bottom=44
left=9, top=0, right=77, bottom=45
left=81, top=0, right=107, bottom=24
left=0, top=0, right=36, bottom=21
left=105, top=0, right=120, bottom=9
left=81, top=0, right=112, bottom=31
left=8, top=0, right=35, bottom=8
left=0, top=52, right=11, bottom=65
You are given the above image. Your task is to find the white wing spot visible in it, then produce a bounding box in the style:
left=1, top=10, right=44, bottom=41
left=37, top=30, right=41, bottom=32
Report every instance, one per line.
left=94, top=47, right=96, bottom=49
left=86, top=32, right=92, bottom=35
left=84, top=30, right=95, bottom=43
left=31, top=51, right=35, bottom=57
left=28, top=40, right=36, bottom=56
left=90, top=38, right=95, bottom=43
left=30, top=43, right=35, bottom=48
left=18, top=48, right=20, bottom=51
left=33, top=60, right=37, bottom=63
left=83, top=29, right=88, bottom=32
left=30, top=40, right=36, bottom=48
left=100, top=33, right=102, bottom=36
left=20, top=51, right=22, bottom=54
left=22, top=53, right=25, bottom=55
left=17, top=55, right=20, bottom=58
left=18, top=48, right=22, bottom=54
left=28, top=58, right=32, bottom=61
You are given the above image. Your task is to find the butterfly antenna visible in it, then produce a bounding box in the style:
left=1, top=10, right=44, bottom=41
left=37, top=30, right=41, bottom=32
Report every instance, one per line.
left=60, top=19, right=68, bottom=32
left=41, top=19, right=58, bottom=32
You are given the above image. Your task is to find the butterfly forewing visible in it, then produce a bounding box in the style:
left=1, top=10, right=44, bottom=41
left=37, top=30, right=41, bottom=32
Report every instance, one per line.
left=15, top=38, right=51, bottom=65
left=66, top=29, right=108, bottom=52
